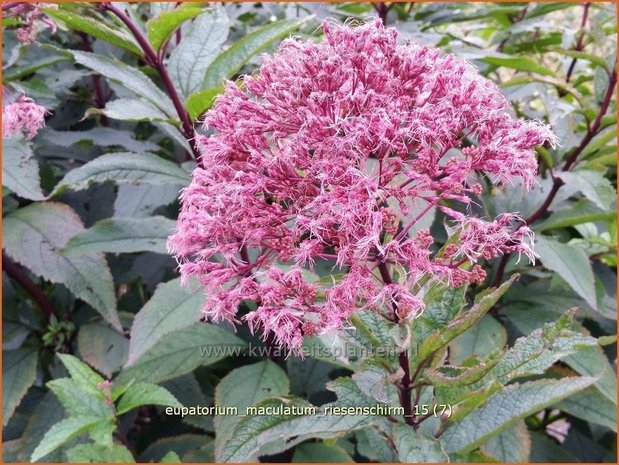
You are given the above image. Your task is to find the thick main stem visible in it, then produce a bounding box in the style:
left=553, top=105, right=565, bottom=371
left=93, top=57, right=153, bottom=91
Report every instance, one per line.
left=103, top=3, right=202, bottom=164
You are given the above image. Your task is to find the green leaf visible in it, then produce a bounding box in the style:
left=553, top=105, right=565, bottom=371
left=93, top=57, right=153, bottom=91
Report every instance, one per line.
left=352, top=358, right=401, bottom=405
left=118, top=323, right=246, bottom=384
left=488, top=313, right=598, bottom=383
left=355, top=427, right=397, bottom=462
left=449, top=316, right=507, bottom=365
left=394, top=423, right=449, bottom=463
left=220, top=378, right=384, bottom=462
left=67, top=50, right=174, bottom=113
left=215, top=360, right=289, bottom=458
left=292, top=443, right=353, bottom=462
left=2, top=137, right=45, bottom=201
left=66, top=443, right=135, bottom=463
left=41, top=128, right=160, bottom=152
left=86, top=98, right=175, bottom=123
left=418, top=276, right=516, bottom=362
left=146, top=6, right=204, bottom=51
left=536, top=199, right=615, bottom=231
left=117, top=382, right=182, bottom=415
left=127, top=278, right=205, bottom=365
left=52, top=152, right=190, bottom=196
left=554, top=49, right=610, bottom=70
left=594, top=65, right=611, bottom=104
left=441, top=377, right=596, bottom=454
left=480, top=421, right=531, bottom=463
left=64, top=216, right=175, bottom=255
left=557, top=170, right=616, bottom=210
left=185, top=86, right=223, bottom=121
left=57, top=353, right=104, bottom=388
left=3, top=203, right=121, bottom=330
left=168, top=6, right=229, bottom=98
left=30, top=416, right=107, bottom=462
left=535, top=236, right=597, bottom=309
left=46, top=378, right=112, bottom=418
left=563, top=343, right=616, bottom=404
left=2, top=348, right=38, bottom=426
left=114, top=184, right=181, bottom=218
left=77, top=323, right=129, bottom=378
left=203, top=18, right=309, bottom=88
left=481, top=56, right=555, bottom=76
left=556, top=386, right=617, bottom=431
left=43, top=7, right=142, bottom=56
left=415, top=284, right=467, bottom=341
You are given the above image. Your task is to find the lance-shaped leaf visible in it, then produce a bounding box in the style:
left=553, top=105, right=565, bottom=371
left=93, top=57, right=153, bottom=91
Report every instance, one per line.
left=31, top=416, right=107, bottom=462
left=52, top=152, right=190, bottom=196
left=2, top=137, right=45, bottom=201
left=418, top=276, right=516, bottom=362
left=146, top=6, right=205, bottom=51
left=3, top=203, right=121, bottom=330
left=393, top=423, right=449, bottom=463
left=203, top=18, right=310, bottom=88
left=64, top=216, right=176, bottom=255
left=117, top=382, right=182, bottom=415
left=441, top=376, right=597, bottom=454
left=2, top=348, right=38, bottom=426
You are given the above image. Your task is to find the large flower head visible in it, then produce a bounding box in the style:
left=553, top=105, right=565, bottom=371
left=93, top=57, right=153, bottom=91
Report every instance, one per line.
left=168, top=19, right=556, bottom=354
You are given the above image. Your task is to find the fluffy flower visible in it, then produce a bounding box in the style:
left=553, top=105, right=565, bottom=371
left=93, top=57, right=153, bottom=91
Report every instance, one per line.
left=169, top=19, right=556, bottom=354
left=2, top=96, right=47, bottom=140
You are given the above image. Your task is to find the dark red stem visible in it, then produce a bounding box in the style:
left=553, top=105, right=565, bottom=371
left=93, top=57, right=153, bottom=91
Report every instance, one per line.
left=494, top=68, right=617, bottom=286
left=566, top=3, right=591, bottom=84
left=3, top=253, right=57, bottom=318
left=103, top=2, right=201, bottom=164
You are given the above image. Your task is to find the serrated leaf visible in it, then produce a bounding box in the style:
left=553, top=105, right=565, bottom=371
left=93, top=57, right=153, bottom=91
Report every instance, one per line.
left=2, top=348, right=38, bottom=426
left=66, top=443, right=135, bottom=463
left=220, top=378, right=384, bottom=462
left=418, top=276, right=516, bottom=362
left=30, top=416, right=106, bottom=462
left=86, top=98, right=174, bottom=123
left=168, top=6, right=229, bottom=98
left=563, top=342, right=616, bottom=404
left=441, top=377, right=596, bottom=454
left=2, top=137, right=45, bottom=201
left=480, top=421, right=531, bottom=463
left=52, top=152, right=190, bottom=196
left=203, top=18, right=309, bottom=88
left=394, top=423, right=449, bottom=463
left=215, top=360, right=289, bottom=458
left=146, top=6, right=204, bottom=51
left=43, top=7, right=142, bottom=56
left=488, top=313, right=598, bottom=383
left=3, top=203, right=121, bottom=330
left=535, top=236, right=596, bottom=309
left=481, top=56, right=555, bottom=76
left=127, top=278, right=205, bottom=365
left=64, top=216, right=175, bottom=255
left=67, top=50, right=174, bottom=113
left=117, top=382, right=182, bottom=415
left=46, top=378, right=112, bottom=418
left=555, top=386, right=617, bottom=431
left=536, top=198, right=615, bottom=231
left=557, top=170, right=616, bottom=210
left=57, top=353, right=104, bottom=388
left=118, top=323, right=246, bottom=384
left=41, top=128, right=159, bottom=152
left=352, top=358, right=401, bottom=405
left=77, top=323, right=129, bottom=378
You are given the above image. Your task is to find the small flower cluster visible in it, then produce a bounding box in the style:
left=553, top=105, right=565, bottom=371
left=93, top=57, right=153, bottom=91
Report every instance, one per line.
left=168, top=19, right=556, bottom=354
left=2, top=2, right=57, bottom=43
left=2, top=95, right=48, bottom=140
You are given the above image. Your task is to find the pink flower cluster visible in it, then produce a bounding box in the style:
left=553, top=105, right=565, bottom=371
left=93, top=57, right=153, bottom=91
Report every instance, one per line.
left=2, top=96, right=47, bottom=140
left=168, top=19, right=556, bottom=354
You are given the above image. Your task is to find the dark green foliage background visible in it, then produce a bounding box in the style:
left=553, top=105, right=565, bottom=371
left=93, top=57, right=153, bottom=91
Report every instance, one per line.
left=2, top=2, right=617, bottom=463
